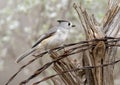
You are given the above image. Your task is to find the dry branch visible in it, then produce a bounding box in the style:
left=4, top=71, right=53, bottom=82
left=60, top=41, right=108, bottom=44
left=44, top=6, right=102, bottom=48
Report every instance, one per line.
left=5, top=0, right=120, bottom=85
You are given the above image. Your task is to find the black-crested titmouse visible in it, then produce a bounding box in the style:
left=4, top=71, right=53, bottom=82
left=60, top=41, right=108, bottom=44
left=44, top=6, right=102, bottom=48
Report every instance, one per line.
left=16, top=20, right=75, bottom=63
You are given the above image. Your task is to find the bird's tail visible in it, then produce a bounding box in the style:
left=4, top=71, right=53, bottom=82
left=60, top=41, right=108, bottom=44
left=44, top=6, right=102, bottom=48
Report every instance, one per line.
left=15, top=48, right=36, bottom=63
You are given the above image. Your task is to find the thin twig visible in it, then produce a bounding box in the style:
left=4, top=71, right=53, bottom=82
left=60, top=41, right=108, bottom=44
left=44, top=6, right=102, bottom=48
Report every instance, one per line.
left=19, top=46, right=93, bottom=85
left=33, top=58, right=120, bottom=85
left=5, top=37, right=120, bottom=85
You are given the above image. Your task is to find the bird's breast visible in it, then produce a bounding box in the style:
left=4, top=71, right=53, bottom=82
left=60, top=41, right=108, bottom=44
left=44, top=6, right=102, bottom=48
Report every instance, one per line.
left=41, top=29, right=69, bottom=50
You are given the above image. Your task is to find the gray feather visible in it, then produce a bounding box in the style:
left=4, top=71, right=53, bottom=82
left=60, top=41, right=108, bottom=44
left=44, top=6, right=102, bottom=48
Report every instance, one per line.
left=32, top=26, right=57, bottom=48
left=16, top=48, right=36, bottom=63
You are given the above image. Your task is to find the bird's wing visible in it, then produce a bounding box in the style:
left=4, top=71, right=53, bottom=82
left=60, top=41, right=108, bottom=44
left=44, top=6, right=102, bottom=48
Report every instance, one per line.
left=31, top=26, right=57, bottom=48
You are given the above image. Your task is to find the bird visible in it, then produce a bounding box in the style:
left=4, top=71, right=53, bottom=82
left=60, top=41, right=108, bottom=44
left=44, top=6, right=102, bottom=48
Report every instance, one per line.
left=16, top=20, right=75, bottom=63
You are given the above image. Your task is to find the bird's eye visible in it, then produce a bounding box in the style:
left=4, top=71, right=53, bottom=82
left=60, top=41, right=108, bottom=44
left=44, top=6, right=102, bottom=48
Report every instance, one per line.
left=68, top=22, right=71, bottom=26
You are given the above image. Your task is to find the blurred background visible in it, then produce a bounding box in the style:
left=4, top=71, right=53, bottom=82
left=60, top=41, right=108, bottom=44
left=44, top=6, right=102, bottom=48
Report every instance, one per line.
left=0, top=0, right=109, bottom=85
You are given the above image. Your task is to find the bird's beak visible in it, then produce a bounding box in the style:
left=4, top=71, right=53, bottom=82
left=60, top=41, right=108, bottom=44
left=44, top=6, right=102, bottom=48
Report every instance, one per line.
left=72, top=25, right=76, bottom=27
